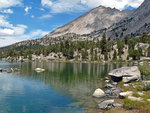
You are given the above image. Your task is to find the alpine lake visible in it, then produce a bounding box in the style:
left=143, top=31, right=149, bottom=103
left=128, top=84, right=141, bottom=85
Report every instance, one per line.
left=0, top=61, right=133, bottom=113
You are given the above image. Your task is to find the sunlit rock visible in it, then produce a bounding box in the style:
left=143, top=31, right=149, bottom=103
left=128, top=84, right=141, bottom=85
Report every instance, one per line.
left=128, top=96, right=143, bottom=101
left=97, top=100, right=114, bottom=110
left=119, top=91, right=133, bottom=98
left=109, top=66, right=141, bottom=83
left=92, top=88, right=105, bottom=98
left=35, top=68, right=45, bottom=73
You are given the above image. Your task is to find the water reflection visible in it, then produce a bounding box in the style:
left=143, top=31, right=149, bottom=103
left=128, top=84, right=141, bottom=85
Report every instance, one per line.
left=20, top=62, right=132, bottom=104
left=4, top=61, right=132, bottom=98
left=0, top=61, right=132, bottom=113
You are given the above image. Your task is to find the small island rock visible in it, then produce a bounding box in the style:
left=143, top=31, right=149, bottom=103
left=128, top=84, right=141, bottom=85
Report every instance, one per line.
left=35, top=68, right=45, bottom=73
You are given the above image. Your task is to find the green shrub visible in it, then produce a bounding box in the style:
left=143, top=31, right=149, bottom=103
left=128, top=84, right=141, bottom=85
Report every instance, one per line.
left=124, top=99, right=137, bottom=108
left=139, top=66, right=150, bottom=80
left=142, top=83, right=150, bottom=91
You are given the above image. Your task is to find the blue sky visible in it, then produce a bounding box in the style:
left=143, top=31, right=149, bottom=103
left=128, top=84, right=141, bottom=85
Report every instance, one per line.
left=0, top=0, right=144, bottom=47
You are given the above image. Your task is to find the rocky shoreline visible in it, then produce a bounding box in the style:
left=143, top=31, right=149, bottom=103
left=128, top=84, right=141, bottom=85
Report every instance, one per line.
left=92, top=66, right=150, bottom=113
left=1, top=63, right=150, bottom=113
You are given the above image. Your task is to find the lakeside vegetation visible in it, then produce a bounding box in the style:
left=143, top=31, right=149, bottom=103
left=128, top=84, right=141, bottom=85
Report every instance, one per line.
left=118, top=65, right=150, bottom=113
left=0, top=31, right=150, bottom=62
left=123, top=82, right=150, bottom=113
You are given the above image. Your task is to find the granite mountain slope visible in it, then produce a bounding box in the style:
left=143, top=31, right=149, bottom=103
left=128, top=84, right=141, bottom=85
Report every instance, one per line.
left=107, top=0, right=150, bottom=40
left=48, top=6, right=131, bottom=38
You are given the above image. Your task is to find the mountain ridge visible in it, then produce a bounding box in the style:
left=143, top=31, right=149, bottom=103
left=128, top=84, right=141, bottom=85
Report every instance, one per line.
left=0, top=0, right=150, bottom=48
left=106, top=0, right=150, bottom=40
left=48, top=5, right=131, bottom=38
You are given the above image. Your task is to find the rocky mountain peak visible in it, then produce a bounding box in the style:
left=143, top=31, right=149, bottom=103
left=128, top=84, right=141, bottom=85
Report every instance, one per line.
left=106, top=0, right=150, bottom=40
left=47, top=5, right=131, bottom=38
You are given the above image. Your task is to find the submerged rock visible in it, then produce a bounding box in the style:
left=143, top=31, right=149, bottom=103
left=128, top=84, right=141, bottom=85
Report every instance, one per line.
left=7, top=68, right=14, bottom=73
left=93, top=88, right=105, bottom=98
left=108, top=66, right=141, bottom=83
left=97, top=100, right=114, bottom=110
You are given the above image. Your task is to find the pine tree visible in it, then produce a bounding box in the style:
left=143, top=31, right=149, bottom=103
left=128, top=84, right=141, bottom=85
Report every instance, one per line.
left=101, top=33, right=107, bottom=54
left=113, top=50, right=117, bottom=60
left=81, top=50, right=88, bottom=60
left=104, top=52, right=108, bottom=61
left=94, top=50, right=97, bottom=61
left=60, top=41, right=64, bottom=52
left=124, top=34, right=130, bottom=45
left=117, top=39, right=124, bottom=57
left=147, top=46, right=150, bottom=57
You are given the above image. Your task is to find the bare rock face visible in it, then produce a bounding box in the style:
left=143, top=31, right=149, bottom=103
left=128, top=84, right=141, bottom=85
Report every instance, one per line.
left=44, top=0, right=150, bottom=41
left=47, top=6, right=130, bottom=38
left=108, top=66, right=141, bottom=83
left=107, top=0, right=150, bottom=40
left=47, top=0, right=150, bottom=40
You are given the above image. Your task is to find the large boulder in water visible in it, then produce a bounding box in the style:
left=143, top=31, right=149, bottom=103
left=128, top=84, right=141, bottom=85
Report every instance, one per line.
left=108, top=66, right=141, bottom=83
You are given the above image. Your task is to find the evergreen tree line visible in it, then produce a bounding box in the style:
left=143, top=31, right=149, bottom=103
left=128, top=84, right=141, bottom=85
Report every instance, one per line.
left=0, top=31, right=150, bottom=61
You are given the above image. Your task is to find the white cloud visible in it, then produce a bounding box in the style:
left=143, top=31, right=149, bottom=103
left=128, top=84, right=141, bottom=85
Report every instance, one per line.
left=25, top=6, right=32, bottom=15
left=51, top=0, right=85, bottom=13
left=27, top=29, right=49, bottom=39
left=41, top=0, right=144, bottom=13
left=0, top=15, right=49, bottom=47
left=41, top=0, right=86, bottom=13
left=39, top=14, right=52, bottom=19
left=84, top=0, right=144, bottom=10
left=0, top=29, right=49, bottom=47
left=0, top=0, right=22, bottom=10
left=0, top=28, right=14, bottom=36
left=12, top=24, right=28, bottom=35
left=41, top=0, right=52, bottom=7
left=39, top=8, right=45, bottom=11
left=0, top=15, right=13, bottom=28
left=0, top=9, right=13, bottom=14
left=86, top=0, right=144, bottom=10
left=31, top=15, right=35, bottom=18
left=0, top=16, right=27, bottom=36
